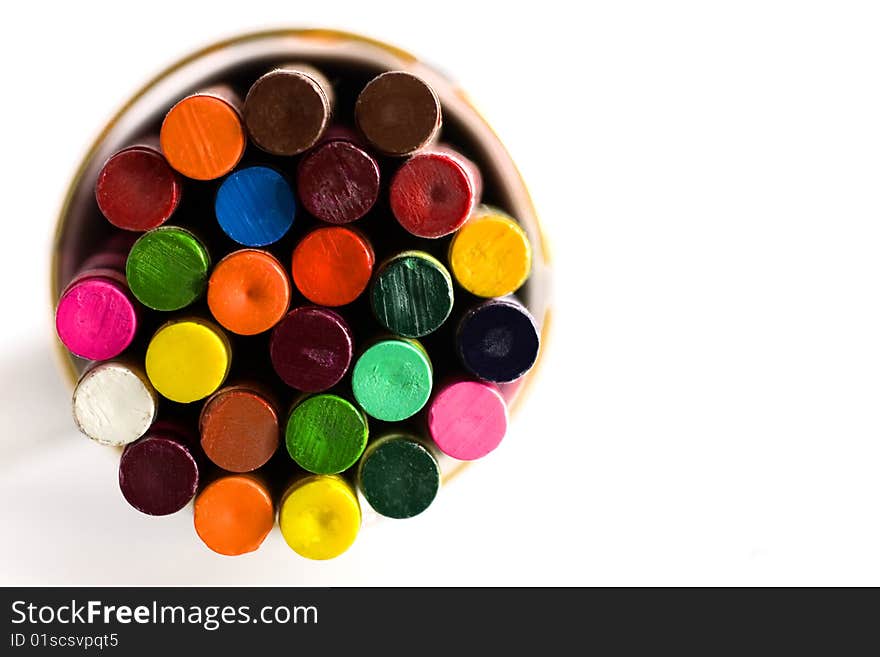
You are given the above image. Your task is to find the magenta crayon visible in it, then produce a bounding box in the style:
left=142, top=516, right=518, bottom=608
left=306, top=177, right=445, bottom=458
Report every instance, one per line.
left=55, top=247, right=139, bottom=361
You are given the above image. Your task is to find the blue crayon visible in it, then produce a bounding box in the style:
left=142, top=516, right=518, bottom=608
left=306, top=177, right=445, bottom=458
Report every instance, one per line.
left=215, top=166, right=296, bottom=246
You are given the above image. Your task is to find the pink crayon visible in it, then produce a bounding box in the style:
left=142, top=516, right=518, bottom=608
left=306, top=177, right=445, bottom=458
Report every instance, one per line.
left=427, top=379, right=508, bottom=461
left=55, top=248, right=139, bottom=361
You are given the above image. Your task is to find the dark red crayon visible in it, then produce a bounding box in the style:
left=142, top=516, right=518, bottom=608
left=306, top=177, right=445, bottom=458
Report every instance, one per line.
left=269, top=306, right=354, bottom=392
left=95, top=145, right=182, bottom=231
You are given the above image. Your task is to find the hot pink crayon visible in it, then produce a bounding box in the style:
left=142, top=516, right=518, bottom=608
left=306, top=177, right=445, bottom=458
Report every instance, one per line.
left=55, top=241, right=139, bottom=361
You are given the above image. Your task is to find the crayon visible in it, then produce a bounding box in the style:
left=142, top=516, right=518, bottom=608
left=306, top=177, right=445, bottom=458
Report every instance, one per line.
left=125, top=226, right=210, bottom=311
left=214, top=166, right=297, bottom=247
left=160, top=87, right=245, bottom=180
left=358, top=434, right=440, bottom=519
left=355, top=71, right=441, bottom=156
left=427, top=379, right=508, bottom=460
left=296, top=137, right=380, bottom=224
left=279, top=475, right=360, bottom=560
left=448, top=207, right=532, bottom=298
left=55, top=264, right=138, bottom=361
left=193, top=474, right=274, bottom=556
left=389, top=147, right=480, bottom=238
left=269, top=306, right=353, bottom=392
left=95, top=144, right=182, bottom=231
left=199, top=384, right=279, bottom=473
left=207, top=249, right=290, bottom=335
left=244, top=64, right=333, bottom=156
left=370, top=251, right=454, bottom=338
left=457, top=298, right=539, bottom=383
left=290, top=226, right=374, bottom=307
left=118, top=423, right=199, bottom=516
left=73, top=361, right=158, bottom=447
left=285, top=394, right=368, bottom=474
left=145, top=318, right=231, bottom=403
left=351, top=338, right=432, bottom=422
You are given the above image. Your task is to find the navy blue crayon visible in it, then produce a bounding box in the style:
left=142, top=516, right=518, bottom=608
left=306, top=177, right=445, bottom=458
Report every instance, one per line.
left=456, top=298, right=539, bottom=383
left=215, top=166, right=296, bottom=246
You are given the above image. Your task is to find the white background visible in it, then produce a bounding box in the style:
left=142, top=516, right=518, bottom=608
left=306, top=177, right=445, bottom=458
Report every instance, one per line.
left=1, top=1, right=879, bottom=585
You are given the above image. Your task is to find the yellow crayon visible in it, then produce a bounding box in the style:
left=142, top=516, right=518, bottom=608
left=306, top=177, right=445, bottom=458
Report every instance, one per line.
left=145, top=318, right=231, bottom=403
left=448, top=206, right=532, bottom=298
left=279, top=475, right=361, bottom=561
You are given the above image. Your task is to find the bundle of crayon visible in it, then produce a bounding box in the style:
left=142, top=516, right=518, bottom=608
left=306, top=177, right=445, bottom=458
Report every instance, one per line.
left=56, top=62, right=540, bottom=560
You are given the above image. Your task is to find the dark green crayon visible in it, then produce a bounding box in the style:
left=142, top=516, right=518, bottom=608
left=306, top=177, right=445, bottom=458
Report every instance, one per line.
left=358, top=434, right=440, bottom=519
left=370, top=250, right=454, bottom=338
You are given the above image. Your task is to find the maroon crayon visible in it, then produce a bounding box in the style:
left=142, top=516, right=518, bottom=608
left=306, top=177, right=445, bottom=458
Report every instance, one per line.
left=296, top=128, right=380, bottom=224
left=118, top=422, right=200, bottom=516
left=269, top=306, right=354, bottom=392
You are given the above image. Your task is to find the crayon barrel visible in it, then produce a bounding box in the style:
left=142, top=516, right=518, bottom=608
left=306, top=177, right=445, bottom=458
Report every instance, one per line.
left=51, top=29, right=552, bottom=521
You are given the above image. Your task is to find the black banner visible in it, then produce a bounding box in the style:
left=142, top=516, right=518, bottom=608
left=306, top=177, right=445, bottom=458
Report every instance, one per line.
left=0, top=587, right=873, bottom=652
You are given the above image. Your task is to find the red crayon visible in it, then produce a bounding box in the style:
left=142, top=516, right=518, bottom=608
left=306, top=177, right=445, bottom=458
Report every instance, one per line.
left=389, top=146, right=481, bottom=238
left=291, top=226, right=374, bottom=307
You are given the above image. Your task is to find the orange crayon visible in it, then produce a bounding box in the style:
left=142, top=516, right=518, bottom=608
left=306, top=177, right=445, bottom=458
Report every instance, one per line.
left=160, top=87, right=246, bottom=180
left=193, top=474, right=274, bottom=556
left=207, top=249, right=291, bottom=335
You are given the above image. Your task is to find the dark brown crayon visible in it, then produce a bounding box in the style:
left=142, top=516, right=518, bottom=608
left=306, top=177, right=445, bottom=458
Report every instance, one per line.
left=244, top=64, right=333, bottom=156
left=355, top=71, right=441, bottom=156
